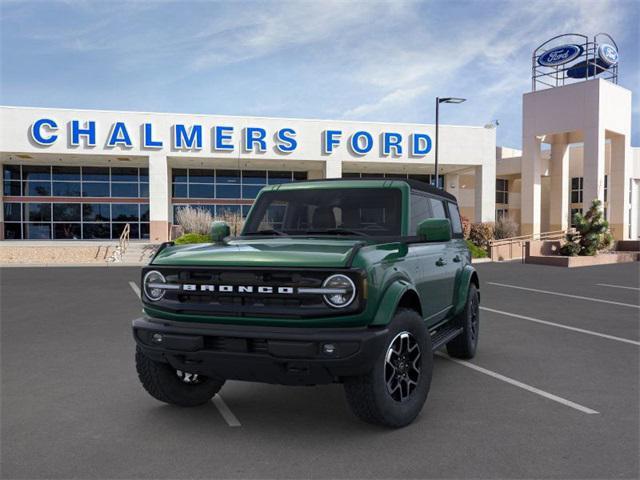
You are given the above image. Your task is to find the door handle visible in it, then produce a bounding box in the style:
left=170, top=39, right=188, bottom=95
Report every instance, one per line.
left=436, top=257, right=447, bottom=266
left=453, top=255, right=462, bottom=263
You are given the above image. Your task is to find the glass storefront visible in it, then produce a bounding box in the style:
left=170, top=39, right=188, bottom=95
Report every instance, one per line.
left=342, top=172, right=445, bottom=188
left=3, top=164, right=149, bottom=239
left=172, top=168, right=307, bottom=219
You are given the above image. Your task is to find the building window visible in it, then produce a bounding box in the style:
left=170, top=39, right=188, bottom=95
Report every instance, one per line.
left=342, top=172, right=444, bottom=188
left=496, top=179, right=508, bottom=204
left=171, top=169, right=307, bottom=219
left=496, top=208, right=509, bottom=220
left=570, top=208, right=583, bottom=228
left=571, top=177, right=583, bottom=203
left=2, top=164, right=149, bottom=240
left=604, top=175, right=608, bottom=203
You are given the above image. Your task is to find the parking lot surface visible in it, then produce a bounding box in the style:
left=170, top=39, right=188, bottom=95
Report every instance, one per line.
left=1, top=262, right=639, bottom=479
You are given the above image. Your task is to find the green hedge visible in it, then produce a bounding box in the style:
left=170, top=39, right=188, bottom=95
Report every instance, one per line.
left=466, top=239, right=488, bottom=259
left=174, top=233, right=211, bottom=245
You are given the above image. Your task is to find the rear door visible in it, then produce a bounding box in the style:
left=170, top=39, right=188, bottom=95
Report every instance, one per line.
left=408, top=192, right=451, bottom=325
left=427, top=197, right=458, bottom=314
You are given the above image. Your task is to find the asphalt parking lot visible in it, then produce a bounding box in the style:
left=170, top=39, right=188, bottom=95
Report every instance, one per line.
left=1, top=262, right=639, bottom=479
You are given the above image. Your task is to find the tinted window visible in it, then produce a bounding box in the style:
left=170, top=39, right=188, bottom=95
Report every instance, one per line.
left=25, top=203, right=51, bottom=221
left=112, top=204, right=139, bottom=221
left=429, top=198, right=446, bottom=219
left=83, top=203, right=110, bottom=221
left=53, top=203, right=81, bottom=221
left=3, top=181, right=21, bottom=196
left=3, top=165, right=21, bottom=181
left=4, top=203, right=21, bottom=221
left=82, top=167, right=109, bottom=182
left=26, top=181, right=51, bottom=196
left=52, top=166, right=80, bottom=181
left=82, top=182, right=110, bottom=197
left=410, top=193, right=431, bottom=235
left=111, top=183, right=139, bottom=197
left=52, top=182, right=81, bottom=197
left=244, top=188, right=402, bottom=236
left=448, top=202, right=463, bottom=235
left=23, top=166, right=51, bottom=181
left=110, top=167, right=138, bottom=181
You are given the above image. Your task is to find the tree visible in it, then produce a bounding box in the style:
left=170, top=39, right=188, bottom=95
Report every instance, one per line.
left=560, top=199, right=613, bottom=256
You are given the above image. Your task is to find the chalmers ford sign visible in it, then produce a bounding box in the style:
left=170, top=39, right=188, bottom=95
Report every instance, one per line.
left=29, top=118, right=434, bottom=157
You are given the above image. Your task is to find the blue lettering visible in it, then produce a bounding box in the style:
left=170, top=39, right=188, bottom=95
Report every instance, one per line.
left=143, top=123, right=163, bottom=148
left=383, top=132, right=403, bottom=156
left=174, top=124, right=203, bottom=149
left=107, top=122, right=132, bottom=148
left=30, top=118, right=58, bottom=145
left=350, top=131, right=373, bottom=155
left=71, top=120, right=96, bottom=147
left=214, top=126, right=234, bottom=151
left=323, top=130, right=342, bottom=154
left=411, top=133, right=432, bottom=156
left=244, top=127, right=267, bottom=152
left=275, top=128, right=297, bottom=153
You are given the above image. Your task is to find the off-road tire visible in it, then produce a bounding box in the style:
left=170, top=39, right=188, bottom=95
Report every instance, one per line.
left=135, top=346, right=224, bottom=407
left=446, top=284, right=479, bottom=359
left=343, top=308, right=433, bottom=428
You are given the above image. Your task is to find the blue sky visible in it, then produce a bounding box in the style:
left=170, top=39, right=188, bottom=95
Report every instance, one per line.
left=1, top=0, right=638, bottom=148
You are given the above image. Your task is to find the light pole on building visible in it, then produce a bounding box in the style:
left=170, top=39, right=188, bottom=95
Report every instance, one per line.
left=435, top=97, right=466, bottom=188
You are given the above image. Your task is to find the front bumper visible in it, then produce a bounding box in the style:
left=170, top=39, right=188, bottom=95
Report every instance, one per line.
left=132, top=316, right=389, bottom=385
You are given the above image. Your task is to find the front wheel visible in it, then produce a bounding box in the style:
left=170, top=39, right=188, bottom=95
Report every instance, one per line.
left=135, top=346, right=225, bottom=407
left=344, top=308, right=433, bottom=428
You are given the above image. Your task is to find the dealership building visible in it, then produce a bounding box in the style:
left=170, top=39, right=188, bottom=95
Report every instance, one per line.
left=0, top=34, right=638, bottom=243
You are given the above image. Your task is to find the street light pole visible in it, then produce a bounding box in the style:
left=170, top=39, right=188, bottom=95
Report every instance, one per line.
left=433, top=96, right=466, bottom=188
left=434, top=97, right=440, bottom=188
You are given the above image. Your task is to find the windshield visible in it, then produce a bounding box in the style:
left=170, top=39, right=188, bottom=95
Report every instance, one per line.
left=243, top=188, right=402, bottom=237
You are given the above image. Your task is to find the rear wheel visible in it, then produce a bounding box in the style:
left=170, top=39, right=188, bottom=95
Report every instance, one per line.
left=446, top=284, right=479, bottom=359
left=344, top=308, right=433, bottom=428
left=135, top=346, right=225, bottom=407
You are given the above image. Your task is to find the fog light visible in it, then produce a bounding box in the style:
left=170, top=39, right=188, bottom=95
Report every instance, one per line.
left=323, top=343, right=336, bottom=355
left=152, top=333, right=163, bottom=344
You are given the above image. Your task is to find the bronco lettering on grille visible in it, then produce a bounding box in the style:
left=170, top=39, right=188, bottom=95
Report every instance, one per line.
left=182, top=284, right=295, bottom=294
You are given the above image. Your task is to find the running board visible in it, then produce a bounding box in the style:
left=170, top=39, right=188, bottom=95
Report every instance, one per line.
left=430, top=326, right=463, bottom=351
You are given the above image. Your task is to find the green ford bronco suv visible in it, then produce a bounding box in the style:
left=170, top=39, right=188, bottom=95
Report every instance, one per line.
left=133, top=179, right=480, bottom=427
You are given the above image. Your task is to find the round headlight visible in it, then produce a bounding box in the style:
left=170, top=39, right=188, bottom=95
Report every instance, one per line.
left=322, top=274, right=356, bottom=308
left=143, top=270, right=166, bottom=301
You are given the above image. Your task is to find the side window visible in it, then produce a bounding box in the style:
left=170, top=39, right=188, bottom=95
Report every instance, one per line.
left=429, top=198, right=446, bottom=219
left=447, top=202, right=463, bottom=235
left=410, top=193, right=431, bottom=234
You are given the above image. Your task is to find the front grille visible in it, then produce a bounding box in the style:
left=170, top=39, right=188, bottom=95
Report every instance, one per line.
left=143, top=267, right=364, bottom=319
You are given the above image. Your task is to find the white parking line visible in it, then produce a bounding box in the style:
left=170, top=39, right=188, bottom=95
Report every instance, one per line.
left=596, top=283, right=640, bottom=291
left=213, top=395, right=241, bottom=427
left=435, top=352, right=599, bottom=415
left=480, top=306, right=640, bottom=347
left=129, top=281, right=141, bottom=299
left=488, top=282, right=640, bottom=309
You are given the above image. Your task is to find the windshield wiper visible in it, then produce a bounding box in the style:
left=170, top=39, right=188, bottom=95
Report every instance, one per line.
left=244, top=229, right=289, bottom=236
left=304, top=228, right=369, bottom=237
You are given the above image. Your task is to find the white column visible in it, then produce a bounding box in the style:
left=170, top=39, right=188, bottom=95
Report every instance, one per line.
left=582, top=126, right=606, bottom=211
left=474, top=163, right=495, bottom=223
left=609, top=134, right=631, bottom=240
left=549, top=134, right=570, bottom=231
left=148, top=153, right=170, bottom=242
left=521, top=135, right=542, bottom=236
left=324, top=159, right=342, bottom=179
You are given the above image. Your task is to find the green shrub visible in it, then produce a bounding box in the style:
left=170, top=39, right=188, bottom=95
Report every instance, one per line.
left=466, top=240, right=487, bottom=258
left=174, top=233, right=211, bottom=245
left=469, top=222, right=495, bottom=250
left=560, top=199, right=613, bottom=256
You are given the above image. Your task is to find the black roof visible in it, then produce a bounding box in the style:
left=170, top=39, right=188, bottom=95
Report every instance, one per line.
left=292, top=177, right=458, bottom=203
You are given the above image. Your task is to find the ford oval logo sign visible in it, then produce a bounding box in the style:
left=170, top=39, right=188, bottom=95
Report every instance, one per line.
left=598, top=44, right=618, bottom=66
left=538, top=44, right=583, bottom=67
